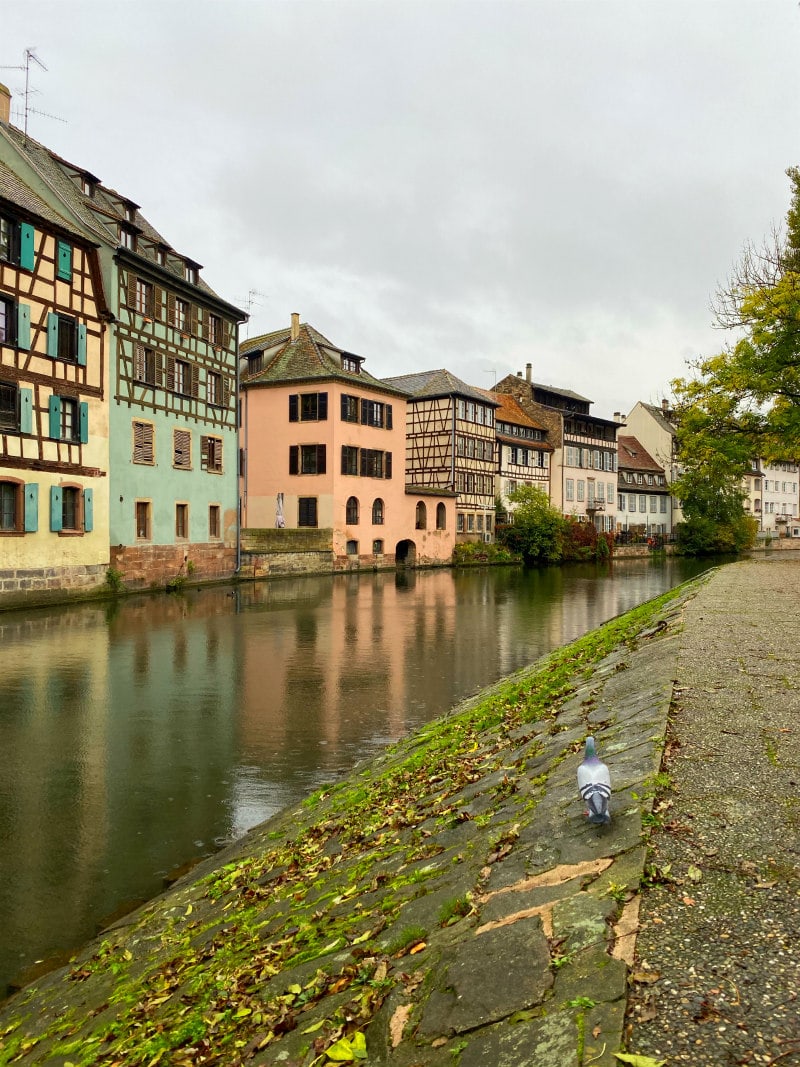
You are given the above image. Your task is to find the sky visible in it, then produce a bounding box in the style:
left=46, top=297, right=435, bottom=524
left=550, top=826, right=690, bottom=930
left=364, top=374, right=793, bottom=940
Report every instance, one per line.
left=3, top=1, right=800, bottom=418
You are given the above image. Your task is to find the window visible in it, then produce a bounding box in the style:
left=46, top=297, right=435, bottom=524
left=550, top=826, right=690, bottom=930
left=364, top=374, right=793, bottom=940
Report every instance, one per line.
left=175, top=503, right=189, bottom=539
left=628, top=495, right=636, bottom=513
left=456, top=513, right=464, bottom=533
left=373, top=539, right=383, bottom=554
left=649, top=496, right=658, bottom=513
left=346, top=539, right=358, bottom=556
left=618, top=493, right=626, bottom=511
left=577, top=480, right=585, bottom=502
left=0, top=216, right=15, bottom=262
left=201, top=435, right=223, bottom=473
left=289, top=444, right=326, bottom=475
left=0, top=216, right=34, bottom=269
left=361, top=449, right=392, bottom=479
left=133, top=420, right=155, bottom=464
left=0, top=480, right=23, bottom=533
left=660, top=496, right=667, bottom=513
left=341, top=394, right=360, bottom=423
left=135, top=278, right=153, bottom=316
left=298, top=497, right=318, bottom=527
left=342, top=355, right=360, bottom=373
left=173, top=358, right=191, bottom=396
left=208, top=314, right=221, bottom=345
left=467, top=513, right=475, bottom=532
left=61, top=486, right=80, bottom=531
left=415, top=501, right=427, bottom=530
left=341, top=445, right=359, bottom=475
left=607, top=482, right=614, bottom=504
left=639, top=495, right=647, bottom=512
left=47, top=313, right=85, bottom=364
left=209, top=504, right=221, bottom=539
left=477, top=514, right=484, bottom=532
left=486, top=514, right=493, bottom=532
left=0, top=381, right=17, bottom=430
left=207, top=371, right=223, bottom=407
left=134, top=344, right=158, bottom=386
left=120, top=228, right=136, bottom=250
left=135, top=500, right=151, bottom=540
left=289, top=392, right=328, bottom=421
left=565, top=478, right=574, bottom=502
left=48, top=396, right=87, bottom=443
left=372, top=498, right=384, bottom=524
left=360, top=399, right=392, bottom=428
left=185, top=265, right=198, bottom=285
left=436, top=502, right=446, bottom=530
left=59, top=398, right=80, bottom=442
left=174, top=298, right=189, bottom=332
left=173, top=429, right=192, bottom=469
left=346, top=496, right=359, bottom=524
left=0, top=296, right=15, bottom=345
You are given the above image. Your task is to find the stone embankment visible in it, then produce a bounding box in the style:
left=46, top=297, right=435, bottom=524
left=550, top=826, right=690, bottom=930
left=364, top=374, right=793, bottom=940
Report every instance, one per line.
left=2, top=559, right=796, bottom=1066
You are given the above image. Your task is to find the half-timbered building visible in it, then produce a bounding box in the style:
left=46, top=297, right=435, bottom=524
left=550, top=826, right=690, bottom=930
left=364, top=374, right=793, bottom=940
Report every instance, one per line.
left=484, top=390, right=552, bottom=518
left=0, top=154, right=109, bottom=603
left=497, top=364, right=620, bottom=532
left=0, top=84, right=245, bottom=590
left=240, top=316, right=455, bottom=569
left=382, top=369, right=498, bottom=542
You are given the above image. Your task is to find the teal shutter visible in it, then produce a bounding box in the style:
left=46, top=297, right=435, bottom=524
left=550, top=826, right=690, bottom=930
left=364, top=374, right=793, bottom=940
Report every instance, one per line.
left=57, top=240, right=72, bottom=280
left=77, top=324, right=87, bottom=366
left=17, top=303, right=31, bottom=350
left=19, top=388, right=32, bottom=434
left=24, top=483, right=38, bottom=532
left=83, top=488, right=93, bottom=532
left=50, top=485, right=63, bottom=532
left=47, top=313, right=59, bottom=357
left=79, top=402, right=89, bottom=443
left=18, top=223, right=35, bottom=270
left=48, top=395, right=61, bottom=439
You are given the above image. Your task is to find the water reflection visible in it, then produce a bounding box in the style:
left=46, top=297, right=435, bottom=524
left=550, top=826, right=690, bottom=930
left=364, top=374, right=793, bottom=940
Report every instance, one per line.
left=0, top=557, right=710, bottom=992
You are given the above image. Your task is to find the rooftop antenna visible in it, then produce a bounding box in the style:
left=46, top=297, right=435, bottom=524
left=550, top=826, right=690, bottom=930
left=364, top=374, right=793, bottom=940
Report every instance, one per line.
left=0, top=48, right=65, bottom=142
left=484, top=369, right=497, bottom=389
left=239, top=289, right=267, bottom=339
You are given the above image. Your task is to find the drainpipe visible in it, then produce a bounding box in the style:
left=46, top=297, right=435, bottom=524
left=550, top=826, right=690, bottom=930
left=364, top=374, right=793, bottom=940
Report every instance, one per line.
left=450, top=395, right=457, bottom=490
left=235, top=326, right=243, bottom=574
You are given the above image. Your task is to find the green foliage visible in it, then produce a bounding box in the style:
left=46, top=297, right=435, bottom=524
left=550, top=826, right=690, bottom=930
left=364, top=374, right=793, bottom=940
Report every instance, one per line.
left=497, top=485, right=567, bottom=565
left=451, top=541, right=519, bottom=565
left=671, top=448, right=757, bottom=555
left=673, top=167, right=800, bottom=514
left=104, top=567, right=124, bottom=593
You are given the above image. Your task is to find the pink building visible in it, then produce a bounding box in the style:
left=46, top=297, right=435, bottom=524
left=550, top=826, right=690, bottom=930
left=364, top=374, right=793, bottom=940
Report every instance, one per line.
left=240, top=316, right=455, bottom=569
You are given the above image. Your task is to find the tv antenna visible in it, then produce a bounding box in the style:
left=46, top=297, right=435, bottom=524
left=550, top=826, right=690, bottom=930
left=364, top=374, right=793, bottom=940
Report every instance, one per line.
left=239, top=289, right=267, bottom=338
left=0, top=48, right=66, bottom=141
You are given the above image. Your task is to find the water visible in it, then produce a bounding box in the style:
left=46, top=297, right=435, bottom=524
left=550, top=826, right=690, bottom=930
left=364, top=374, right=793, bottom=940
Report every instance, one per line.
left=0, top=556, right=710, bottom=992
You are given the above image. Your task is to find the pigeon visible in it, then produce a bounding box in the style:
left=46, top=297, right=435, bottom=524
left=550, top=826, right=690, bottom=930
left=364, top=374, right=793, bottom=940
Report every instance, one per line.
left=577, top=736, right=611, bottom=825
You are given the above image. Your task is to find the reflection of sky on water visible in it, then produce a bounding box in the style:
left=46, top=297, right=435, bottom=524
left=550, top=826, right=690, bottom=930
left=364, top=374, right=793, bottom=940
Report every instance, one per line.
left=0, top=558, right=712, bottom=992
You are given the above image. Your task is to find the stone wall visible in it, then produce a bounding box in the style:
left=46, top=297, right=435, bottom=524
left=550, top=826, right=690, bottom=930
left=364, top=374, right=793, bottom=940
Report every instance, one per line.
left=109, top=543, right=236, bottom=590
left=0, top=563, right=108, bottom=610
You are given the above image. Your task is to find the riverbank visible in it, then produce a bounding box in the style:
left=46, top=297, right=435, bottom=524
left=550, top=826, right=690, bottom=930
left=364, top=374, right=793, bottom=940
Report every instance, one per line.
left=0, top=565, right=701, bottom=1065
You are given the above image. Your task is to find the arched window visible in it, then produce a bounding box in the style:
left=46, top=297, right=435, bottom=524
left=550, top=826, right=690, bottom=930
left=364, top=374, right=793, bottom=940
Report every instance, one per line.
left=415, top=501, right=427, bottom=530
left=372, top=498, right=384, bottom=525
left=436, top=502, right=446, bottom=530
left=346, top=496, right=359, bottom=524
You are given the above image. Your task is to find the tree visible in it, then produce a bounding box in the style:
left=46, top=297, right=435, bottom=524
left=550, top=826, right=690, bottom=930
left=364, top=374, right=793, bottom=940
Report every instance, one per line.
left=674, top=167, right=800, bottom=461
left=497, top=486, right=567, bottom=565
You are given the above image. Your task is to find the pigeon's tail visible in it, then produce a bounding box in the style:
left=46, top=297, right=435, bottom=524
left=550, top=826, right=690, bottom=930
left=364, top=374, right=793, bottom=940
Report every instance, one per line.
left=580, top=782, right=611, bottom=825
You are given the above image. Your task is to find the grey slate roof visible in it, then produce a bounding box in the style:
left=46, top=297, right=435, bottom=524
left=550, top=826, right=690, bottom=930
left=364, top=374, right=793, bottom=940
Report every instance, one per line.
left=241, top=321, right=409, bottom=398
left=636, top=401, right=678, bottom=435
left=382, top=369, right=498, bottom=405
left=0, top=158, right=81, bottom=235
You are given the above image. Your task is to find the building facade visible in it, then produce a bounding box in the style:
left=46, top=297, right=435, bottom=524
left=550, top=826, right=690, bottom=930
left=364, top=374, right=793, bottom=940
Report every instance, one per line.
left=616, top=435, right=671, bottom=538
left=240, top=317, right=455, bottom=569
left=383, top=369, right=498, bottom=542
left=489, top=391, right=552, bottom=518
left=624, top=400, right=683, bottom=528
left=0, top=157, right=110, bottom=602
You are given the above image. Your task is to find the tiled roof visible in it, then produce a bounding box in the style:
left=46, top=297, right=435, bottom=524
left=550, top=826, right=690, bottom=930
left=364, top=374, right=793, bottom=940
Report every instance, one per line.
left=485, top=390, right=547, bottom=431
left=0, top=158, right=80, bottom=234
left=0, top=122, right=229, bottom=304
left=241, top=321, right=408, bottom=397
left=383, top=369, right=498, bottom=405
left=617, top=435, right=664, bottom=474
left=532, top=381, right=592, bottom=404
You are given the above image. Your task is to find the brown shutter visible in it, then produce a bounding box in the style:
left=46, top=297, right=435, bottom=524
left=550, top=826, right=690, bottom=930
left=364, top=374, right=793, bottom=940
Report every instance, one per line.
left=191, top=305, right=199, bottom=336
left=222, top=377, right=231, bottom=407
left=154, top=352, right=165, bottom=388
left=223, top=319, right=232, bottom=348
left=126, top=272, right=137, bottom=309
left=191, top=364, right=200, bottom=398
left=166, top=356, right=176, bottom=392
left=166, top=292, right=176, bottom=327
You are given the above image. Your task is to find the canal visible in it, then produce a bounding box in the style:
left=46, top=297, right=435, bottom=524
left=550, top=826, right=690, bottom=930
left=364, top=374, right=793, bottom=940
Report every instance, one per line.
left=0, top=556, right=711, bottom=994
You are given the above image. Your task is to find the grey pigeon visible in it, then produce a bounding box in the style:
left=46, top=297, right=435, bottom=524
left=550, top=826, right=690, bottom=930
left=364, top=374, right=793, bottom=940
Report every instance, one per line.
left=577, top=736, right=611, bottom=825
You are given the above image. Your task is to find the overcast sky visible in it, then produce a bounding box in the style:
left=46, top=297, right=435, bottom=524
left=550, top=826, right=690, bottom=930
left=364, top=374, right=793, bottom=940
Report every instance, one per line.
left=4, top=1, right=800, bottom=417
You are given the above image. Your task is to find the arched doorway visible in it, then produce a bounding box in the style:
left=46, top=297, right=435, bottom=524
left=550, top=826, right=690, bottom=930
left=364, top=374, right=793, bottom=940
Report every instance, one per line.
left=395, top=539, right=416, bottom=566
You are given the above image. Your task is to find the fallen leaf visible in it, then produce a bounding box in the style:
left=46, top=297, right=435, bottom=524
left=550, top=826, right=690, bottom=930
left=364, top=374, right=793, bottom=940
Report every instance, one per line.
left=687, top=865, right=702, bottom=882
left=592, top=1025, right=602, bottom=1038
left=409, top=942, right=427, bottom=954
left=681, top=896, right=695, bottom=906
left=631, top=971, right=661, bottom=985
left=613, top=1054, right=666, bottom=1067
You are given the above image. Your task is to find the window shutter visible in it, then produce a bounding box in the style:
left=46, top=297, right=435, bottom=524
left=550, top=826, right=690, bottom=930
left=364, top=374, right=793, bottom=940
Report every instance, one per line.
left=191, top=305, right=199, bottom=336
left=166, top=292, right=175, bottom=325
left=317, top=445, right=326, bottom=474
left=341, top=394, right=348, bottom=420
left=289, top=394, right=298, bottom=422
left=191, top=364, right=200, bottom=398
left=289, top=445, right=299, bottom=475
left=360, top=449, right=368, bottom=477
left=222, top=377, right=231, bottom=407
left=387, top=404, right=393, bottom=430
left=47, top=313, right=59, bottom=358
left=341, top=446, right=348, bottom=475
left=24, top=483, right=38, bottom=532
left=360, top=399, right=369, bottom=425
left=223, top=319, right=231, bottom=347
left=19, top=223, right=35, bottom=270
left=318, top=392, right=328, bottom=420
left=48, top=395, right=61, bottom=439
left=83, top=488, right=93, bottom=532
left=57, top=240, right=72, bottom=281
left=50, top=485, right=63, bottom=531
left=166, top=356, right=175, bottom=391
left=77, top=324, right=87, bottom=366
left=127, top=273, right=137, bottom=308
left=154, top=352, right=165, bottom=388
left=17, top=303, right=31, bottom=350
left=154, top=286, right=164, bottom=321
left=18, top=388, right=32, bottom=434
left=385, top=452, right=392, bottom=479
left=79, top=402, right=89, bottom=444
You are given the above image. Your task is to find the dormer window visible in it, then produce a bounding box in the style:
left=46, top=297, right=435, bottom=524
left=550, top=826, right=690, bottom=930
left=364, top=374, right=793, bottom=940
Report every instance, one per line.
left=126, top=205, right=136, bottom=223
left=342, top=355, right=360, bottom=374
left=81, top=177, right=94, bottom=197
left=120, top=227, right=136, bottom=251
left=156, top=247, right=166, bottom=266
left=186, top=264, right=198, bottom=285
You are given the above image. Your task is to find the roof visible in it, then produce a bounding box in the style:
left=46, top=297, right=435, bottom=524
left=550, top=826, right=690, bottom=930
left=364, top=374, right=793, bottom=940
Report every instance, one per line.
left=532, top=381, right=592, bottom=404
left=632, top=401, right=677, bottom=435
left=617, top=435, right=665, bottom=474
left=0, top=158, right=83, bottom=236
left=383, top=369, right=498, bottom=405
left=0, top=121, right=240, bottom=310
left=485, top=390, right=547, bottom=431
left=241, top=321, right=409, bottom=397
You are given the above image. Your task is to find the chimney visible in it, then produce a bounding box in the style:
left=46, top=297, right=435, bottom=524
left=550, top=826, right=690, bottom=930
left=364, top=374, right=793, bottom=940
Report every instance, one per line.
left=613, top=411, right=623, bottom=423
left=290, top=312, right=300, bottom=341
left=661, top=398, right=669, bottom=412
left=0, top=83, right=10, bottom=125
left=516, top=371, right=522, bottom=378
left=525, top=362, right=532, bottom=384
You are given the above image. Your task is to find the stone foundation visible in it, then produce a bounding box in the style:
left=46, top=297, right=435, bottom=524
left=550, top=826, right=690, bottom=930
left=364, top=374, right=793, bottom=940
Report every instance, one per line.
left=110, top=543, right=236, bottom=590
left=0, top=563, right=109, bottom=610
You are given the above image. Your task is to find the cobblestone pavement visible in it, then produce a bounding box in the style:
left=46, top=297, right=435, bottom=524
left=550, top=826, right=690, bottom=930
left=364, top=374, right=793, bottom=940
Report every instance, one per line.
left=628, top=557, right=800, bottom=1067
